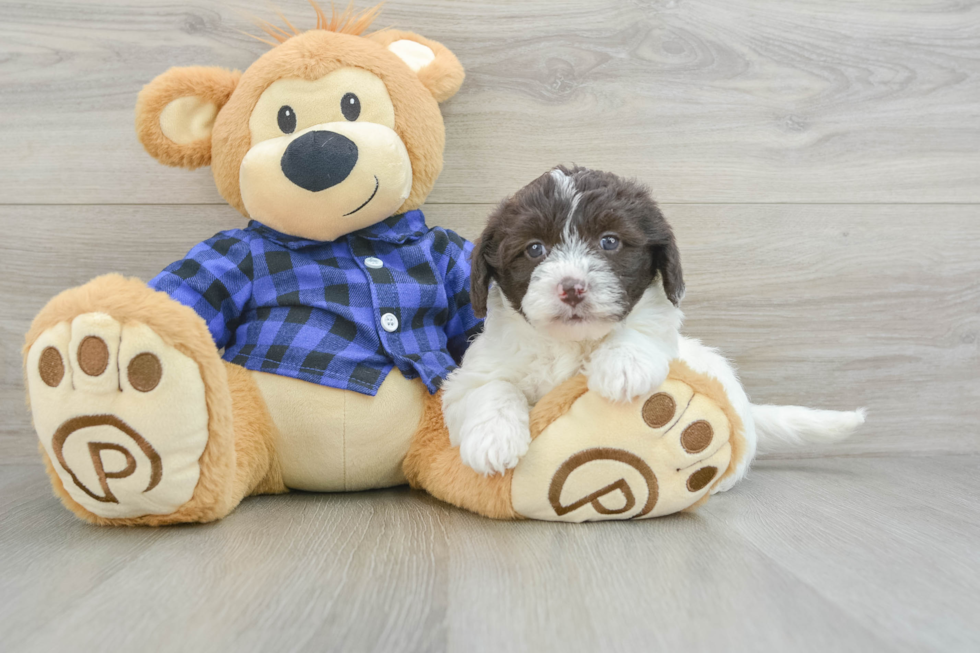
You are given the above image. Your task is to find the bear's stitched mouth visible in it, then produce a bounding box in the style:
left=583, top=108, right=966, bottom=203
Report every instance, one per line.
left=343, top=176, right=380, bottom=216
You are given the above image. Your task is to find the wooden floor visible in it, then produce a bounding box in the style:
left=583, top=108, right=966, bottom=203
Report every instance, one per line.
left=1, top=1, right=979, bottom=651
left=1, top=456, right=978, bottom=652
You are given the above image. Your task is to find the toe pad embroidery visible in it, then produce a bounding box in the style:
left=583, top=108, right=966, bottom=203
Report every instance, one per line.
left=39, top=347, right=65, bottom=387
left=78, top=336, right=109, bottom=377
left=642, top=392, right=676, bottom=429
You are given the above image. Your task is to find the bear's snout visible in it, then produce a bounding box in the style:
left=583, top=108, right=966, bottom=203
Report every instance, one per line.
left=280, top=130, right=359, bottom=193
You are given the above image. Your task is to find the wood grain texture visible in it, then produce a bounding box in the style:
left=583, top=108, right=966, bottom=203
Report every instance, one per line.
left=2, top=203, right=977, bottom=462
left=1, top=456, right=978, bottom=652
left=1, top=0, right=979, bottom=204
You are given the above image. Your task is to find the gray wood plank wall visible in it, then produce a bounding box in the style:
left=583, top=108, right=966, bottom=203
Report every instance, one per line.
left=1, top=0, right=978, bottom=462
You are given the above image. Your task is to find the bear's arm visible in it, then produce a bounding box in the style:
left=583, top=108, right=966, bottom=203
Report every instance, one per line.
left=148, top=231, right=255, bottom=350
left=437, top=229, right=484, bottom=364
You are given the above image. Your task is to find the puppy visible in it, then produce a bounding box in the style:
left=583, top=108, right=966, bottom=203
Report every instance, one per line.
left=443, top=166, right=865, bottom=483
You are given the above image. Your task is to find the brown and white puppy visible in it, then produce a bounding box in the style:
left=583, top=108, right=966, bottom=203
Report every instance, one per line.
left=443, top=166, right=866, bottom=478
left=443, top=166, right=686, bottom=474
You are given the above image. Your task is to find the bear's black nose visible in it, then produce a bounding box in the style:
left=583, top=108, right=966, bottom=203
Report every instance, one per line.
left=280, top=130, right=358, bottom=192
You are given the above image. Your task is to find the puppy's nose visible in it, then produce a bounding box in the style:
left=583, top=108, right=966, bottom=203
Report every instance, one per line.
left=280, top=130, right=358, bottom=192
left=558, top=278, right=587, bottom=307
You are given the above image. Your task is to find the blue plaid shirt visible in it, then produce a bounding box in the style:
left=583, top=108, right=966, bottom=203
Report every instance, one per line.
left=150, top=210, right=483, bottom=396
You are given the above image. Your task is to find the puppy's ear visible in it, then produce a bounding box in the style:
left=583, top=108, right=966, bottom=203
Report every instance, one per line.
left=367, top=30, right=465, bottom=103
left=469, top=234, right=496, bottom=318
left=135, top=66, right=240, bottom=169
left=653, top=230, right=685, bottom=306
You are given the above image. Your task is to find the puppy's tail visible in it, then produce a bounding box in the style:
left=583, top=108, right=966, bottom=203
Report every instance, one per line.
left=750, top=404, right=866, bottom=453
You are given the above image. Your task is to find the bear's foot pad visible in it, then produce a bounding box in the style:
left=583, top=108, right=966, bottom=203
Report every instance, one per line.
left=26, top=313, right=210, bottom=519
left=512, top=377, right=732, bottom=522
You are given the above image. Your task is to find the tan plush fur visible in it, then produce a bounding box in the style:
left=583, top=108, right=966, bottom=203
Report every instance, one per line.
left=250, top=368, right=424, bottom=492
left=24, top=275, right=282, bottom=525
left=403, top=391, right=519, bottom=520
left=209, top=28, right=458, bottom=216
left=664, top=360, right=747, bottom=490
left=135, top=67, right=241, bottom=169
left=135, top=6, right=465, bottom=218
left=366, top=29, right=465, bottom=103
left=528, top=375, right=590, bottom=440
left=224, top=363, right=288, bottom=499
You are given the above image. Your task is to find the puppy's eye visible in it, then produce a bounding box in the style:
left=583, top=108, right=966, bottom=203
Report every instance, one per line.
left=526, top=242, right=546, bottom=259
left=341, top=93, right=361, bottom=121
left=600, top=235, right=620, bottom=251
left=277, top=105, right=297, bottom=134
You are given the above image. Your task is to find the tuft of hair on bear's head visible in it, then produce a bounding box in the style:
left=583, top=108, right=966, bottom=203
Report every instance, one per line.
left=246, top=1, right=384, bottom=47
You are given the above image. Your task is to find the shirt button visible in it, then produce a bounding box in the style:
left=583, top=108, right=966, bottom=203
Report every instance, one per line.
left=364, top=257, right=384, bottom=269
left=380, top=313, right=399, bottom=332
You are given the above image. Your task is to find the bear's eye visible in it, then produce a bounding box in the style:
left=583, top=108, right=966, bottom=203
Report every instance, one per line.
left=341, top=93, right=361, bottom=121
left=277, top=105, right=296, bottom=134
left=600, top=234, right=621, bottom=251
left=525, top=242, right=547, bottom=259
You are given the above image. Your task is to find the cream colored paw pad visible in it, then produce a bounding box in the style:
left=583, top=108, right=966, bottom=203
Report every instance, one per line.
left=26, top=314, right=210, bottom=519
left=511, top=379, right=732, bottom=522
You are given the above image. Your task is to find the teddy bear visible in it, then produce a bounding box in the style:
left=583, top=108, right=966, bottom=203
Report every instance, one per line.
left=22, top=4, right=745, bottom=525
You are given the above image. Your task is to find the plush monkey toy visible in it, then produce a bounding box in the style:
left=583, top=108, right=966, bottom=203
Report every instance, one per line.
left=23, top=4, right=745, bottom=525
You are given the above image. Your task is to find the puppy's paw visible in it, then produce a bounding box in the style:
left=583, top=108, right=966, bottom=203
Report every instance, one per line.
left=587, top=346, right=670, bottom=403
left=459, top=417, right=531, bottom=476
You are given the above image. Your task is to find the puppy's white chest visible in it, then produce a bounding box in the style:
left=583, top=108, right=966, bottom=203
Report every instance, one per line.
left=515, top=342, right=593, bottom=405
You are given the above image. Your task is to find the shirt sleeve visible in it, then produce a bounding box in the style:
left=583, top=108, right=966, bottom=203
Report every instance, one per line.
left=437, top=229, right=485, bottom=364
left=148, top=231, right=254, bottom=350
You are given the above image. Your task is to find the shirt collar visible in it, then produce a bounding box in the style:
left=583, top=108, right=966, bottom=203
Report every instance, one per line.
left=352, top=210, right=428, bottom=244
left=247, top=210, right=427, bottom=250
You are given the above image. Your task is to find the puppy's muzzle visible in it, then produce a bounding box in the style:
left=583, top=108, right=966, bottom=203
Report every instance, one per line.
left=280, top=130, right=358, bottom=193
left=558, top=277, right=587, bottom=307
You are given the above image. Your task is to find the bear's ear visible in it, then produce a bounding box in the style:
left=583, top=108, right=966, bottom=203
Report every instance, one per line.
left=367, top=30, right=464, bottom=103
left=135, top=66, right=240, bottom=169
